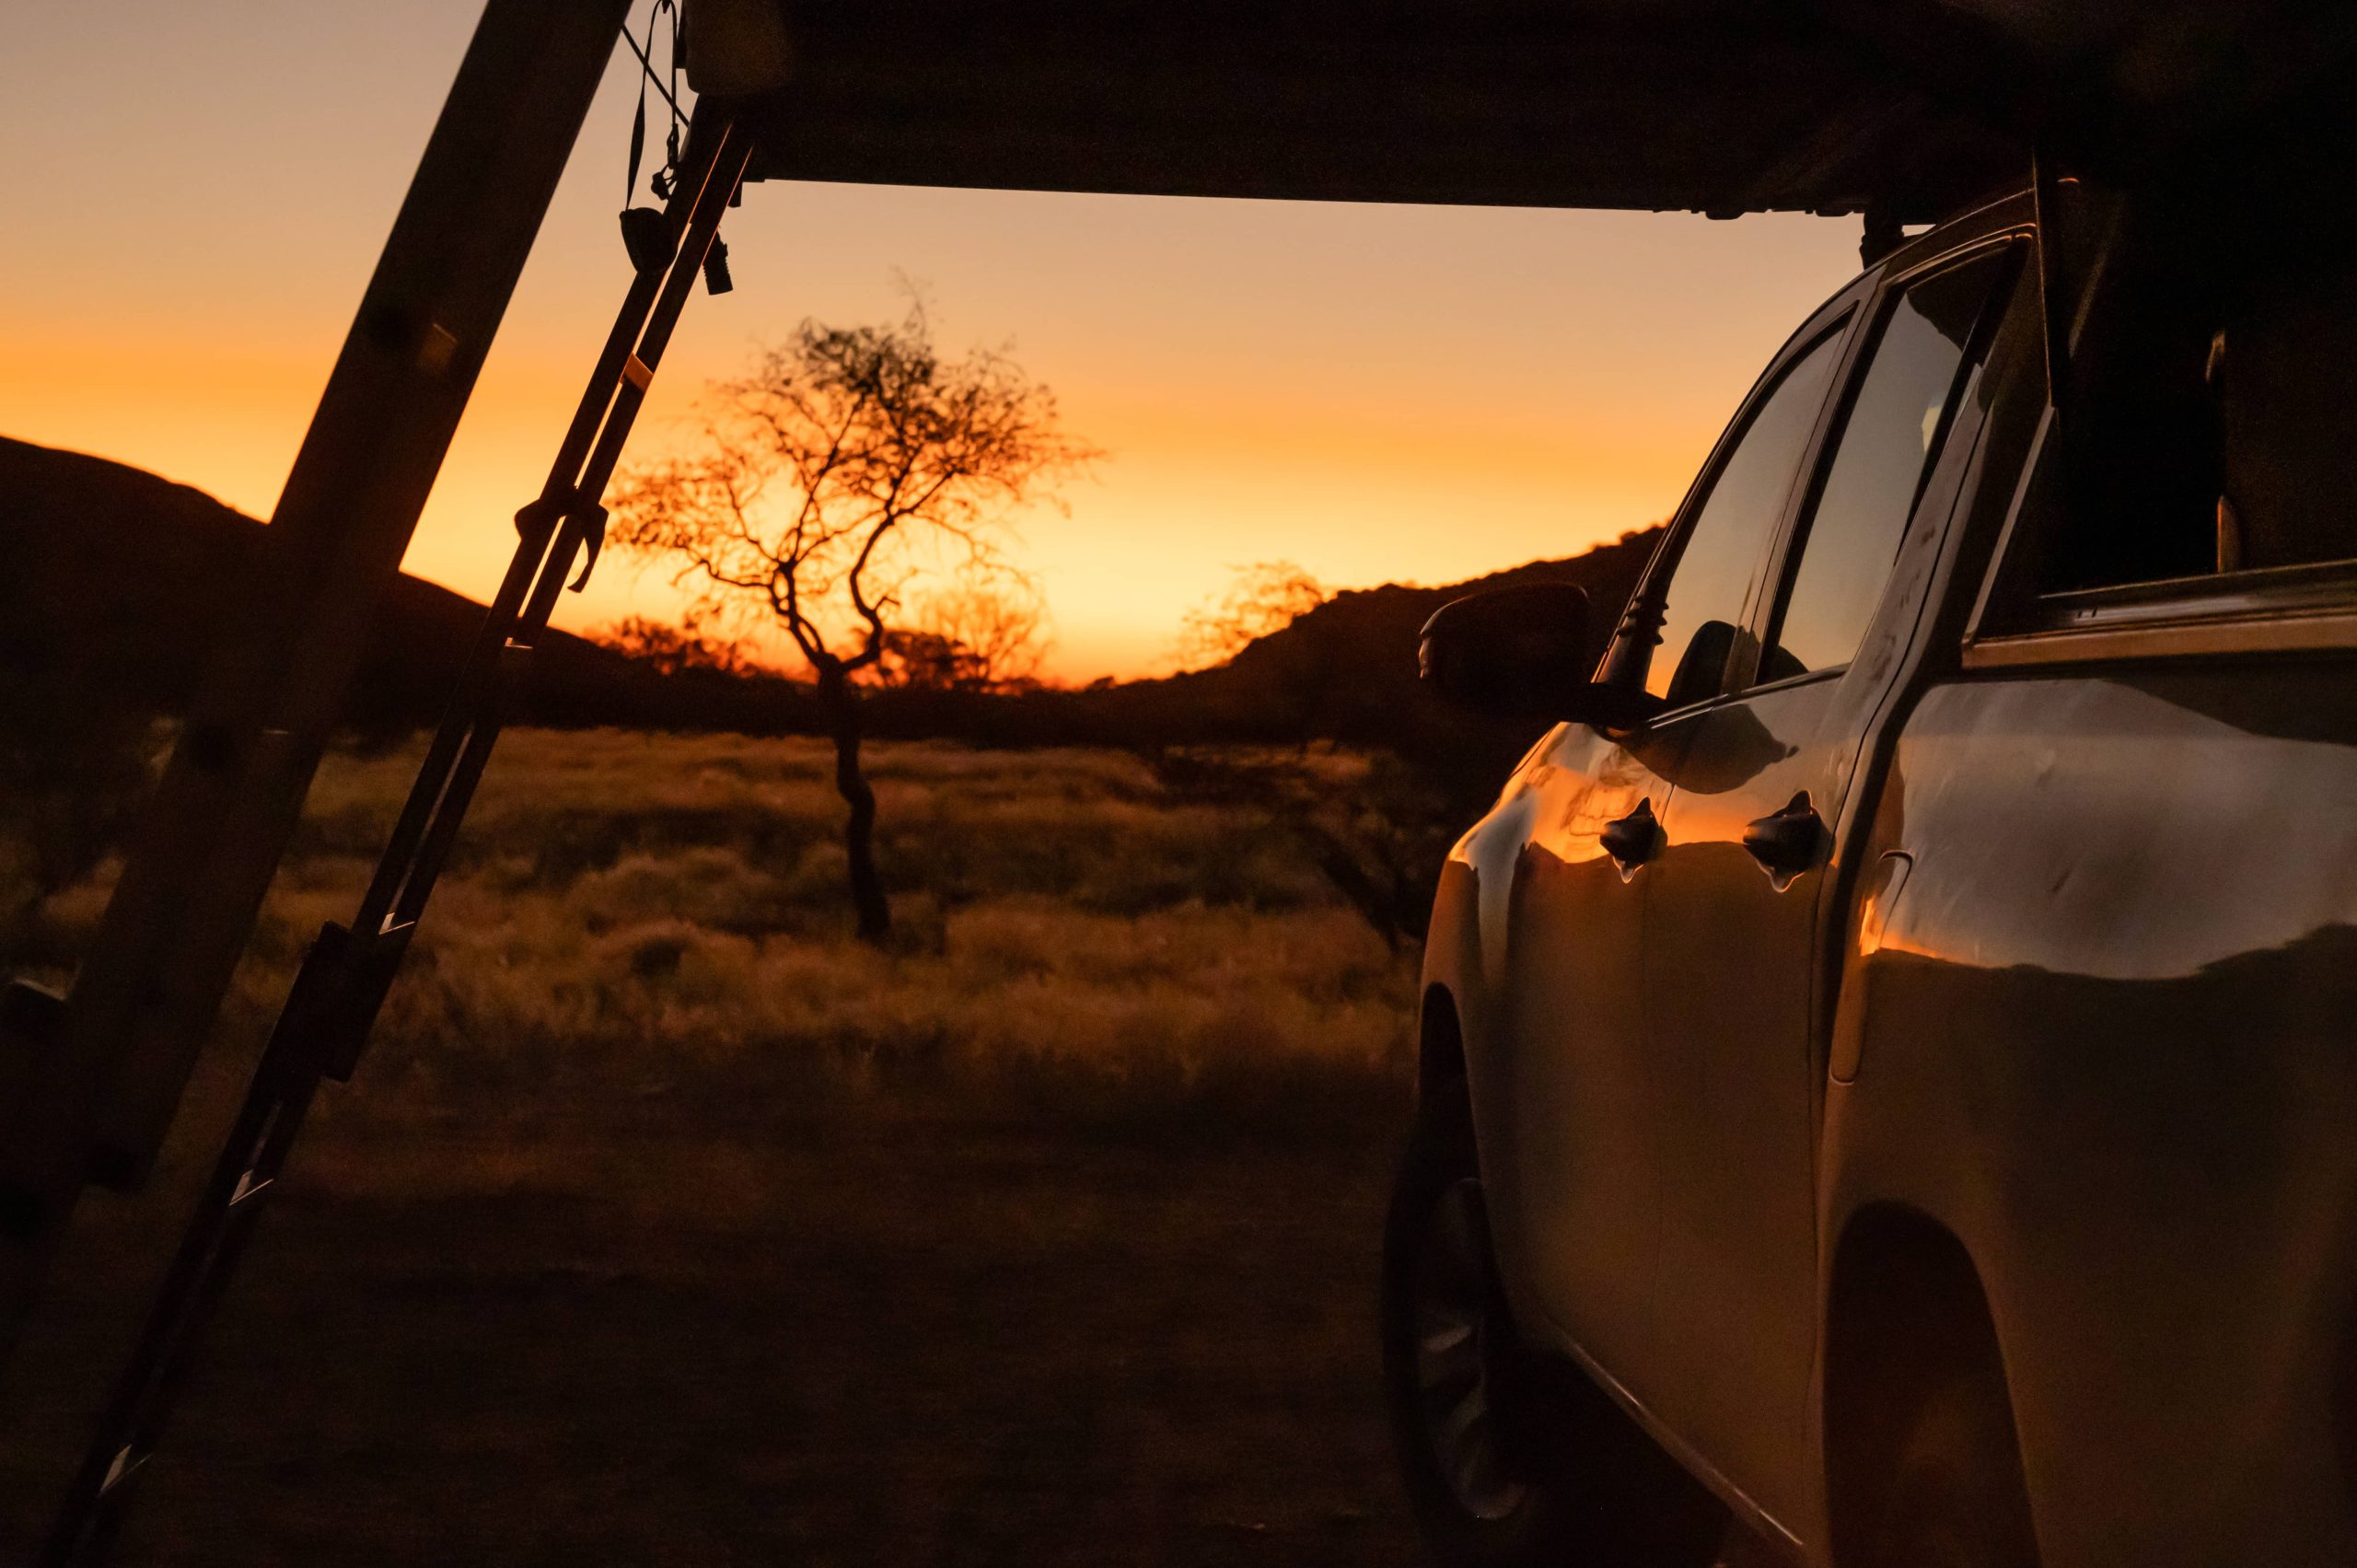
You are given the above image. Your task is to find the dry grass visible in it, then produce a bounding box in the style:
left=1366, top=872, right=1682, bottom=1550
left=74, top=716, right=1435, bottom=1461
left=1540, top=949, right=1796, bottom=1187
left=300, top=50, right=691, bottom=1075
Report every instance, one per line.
left=0, top=730, right=1431, bottom=1563
left=243, top=732, right=1413, bottom=1137
left=31, top=731, right=1418, bottom=1137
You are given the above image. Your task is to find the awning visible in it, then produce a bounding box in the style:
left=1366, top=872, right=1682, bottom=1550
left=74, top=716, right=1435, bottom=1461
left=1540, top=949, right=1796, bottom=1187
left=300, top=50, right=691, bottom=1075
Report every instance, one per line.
left=687, top=0, right=2357, bottom=222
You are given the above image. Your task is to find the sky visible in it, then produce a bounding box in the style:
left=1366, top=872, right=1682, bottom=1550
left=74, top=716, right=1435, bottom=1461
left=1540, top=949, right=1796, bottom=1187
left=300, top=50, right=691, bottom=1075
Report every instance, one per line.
left=4, top=2, right=1864, bottom=682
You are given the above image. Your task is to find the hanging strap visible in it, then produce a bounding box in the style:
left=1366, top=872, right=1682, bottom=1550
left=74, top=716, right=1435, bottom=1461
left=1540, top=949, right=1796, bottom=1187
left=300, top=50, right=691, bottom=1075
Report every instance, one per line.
left=663, top=1, right=684, bottom=189
left=627, top=43, right=648, bottom=204
left=626, top=65, right=645, bottom=204
left=620, top=1, right=685, bottom=205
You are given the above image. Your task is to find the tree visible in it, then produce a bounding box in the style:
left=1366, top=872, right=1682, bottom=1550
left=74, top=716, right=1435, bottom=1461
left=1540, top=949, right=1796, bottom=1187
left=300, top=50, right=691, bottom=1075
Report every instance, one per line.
left=610, top=304, right=1095, bottom=942
left=1173, top=558, right=1329, bottom=669
left=880, top=574, right=1051, bottom=692
left=594, top=609, right=766, bottom=675
left=1167, top=558, right=1347, bottom=740
left=1169, top=560, right=1327, bottom=670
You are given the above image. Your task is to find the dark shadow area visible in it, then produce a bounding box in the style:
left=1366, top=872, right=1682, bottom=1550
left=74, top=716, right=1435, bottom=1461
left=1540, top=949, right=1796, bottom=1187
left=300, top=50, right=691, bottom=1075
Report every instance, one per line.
left=0, top=434, right=1661, bottom=1562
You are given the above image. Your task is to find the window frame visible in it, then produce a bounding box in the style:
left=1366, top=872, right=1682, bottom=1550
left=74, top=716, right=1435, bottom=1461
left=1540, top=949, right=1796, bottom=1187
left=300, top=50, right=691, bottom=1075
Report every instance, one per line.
left=1960, top=270, right=2357, bottom=669
left=1747, top=238, right=2027, bottom=695
left=1619, top=281, right=1870, bottom=721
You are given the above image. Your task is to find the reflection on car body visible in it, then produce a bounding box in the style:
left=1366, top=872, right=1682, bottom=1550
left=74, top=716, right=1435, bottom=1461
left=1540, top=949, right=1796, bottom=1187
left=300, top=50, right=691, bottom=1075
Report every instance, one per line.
left=1386, top=181, right=2357, bottom=1568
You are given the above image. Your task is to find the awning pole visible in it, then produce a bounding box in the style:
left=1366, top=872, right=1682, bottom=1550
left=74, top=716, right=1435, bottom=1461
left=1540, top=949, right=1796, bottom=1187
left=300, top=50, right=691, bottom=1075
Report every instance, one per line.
left=0, top=0, right=632, bottom=1386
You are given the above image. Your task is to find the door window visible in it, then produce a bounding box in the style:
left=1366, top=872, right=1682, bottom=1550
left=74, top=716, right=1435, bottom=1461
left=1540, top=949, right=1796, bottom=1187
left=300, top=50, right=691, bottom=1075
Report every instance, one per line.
left=2023, top=229, right=2357, bottom=591
left=1763, top=254, right=2010, bottom=679
left=1648, top=328, right=1844, bottom=708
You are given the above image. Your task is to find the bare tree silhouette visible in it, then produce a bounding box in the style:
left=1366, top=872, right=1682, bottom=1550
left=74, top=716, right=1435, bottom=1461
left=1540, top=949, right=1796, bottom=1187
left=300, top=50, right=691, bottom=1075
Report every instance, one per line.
left=594, top=609, right=768, bottom=675
left=1170, top=561, right=1326, bottom=671
left=611, top=303, right=1096, bottom=942
left=881, top=575, right=1051, bottom=692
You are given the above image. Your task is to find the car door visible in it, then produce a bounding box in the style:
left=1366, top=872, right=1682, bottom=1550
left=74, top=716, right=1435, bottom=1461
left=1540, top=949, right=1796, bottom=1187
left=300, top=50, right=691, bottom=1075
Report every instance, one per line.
left=1492, top=293, right=1857, bottom=1400
left=1638, top=241, right=2021, bottom=1523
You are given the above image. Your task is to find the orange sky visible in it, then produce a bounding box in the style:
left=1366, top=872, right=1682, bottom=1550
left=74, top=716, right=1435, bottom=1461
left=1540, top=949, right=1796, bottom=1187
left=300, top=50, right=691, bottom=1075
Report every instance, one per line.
left=6, top=3, right=1864, bottom=681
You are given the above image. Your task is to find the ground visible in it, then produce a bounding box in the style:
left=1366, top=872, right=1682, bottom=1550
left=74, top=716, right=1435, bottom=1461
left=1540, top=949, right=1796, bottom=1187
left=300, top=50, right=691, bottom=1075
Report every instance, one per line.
left=0, top=733, right=1434, bottom=1563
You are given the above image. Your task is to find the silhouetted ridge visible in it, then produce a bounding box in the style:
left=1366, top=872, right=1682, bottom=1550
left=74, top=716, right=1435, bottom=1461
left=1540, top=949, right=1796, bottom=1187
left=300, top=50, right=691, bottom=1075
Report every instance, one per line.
left=0, top=436, right=805, bottom=735
left=0, top=436, right=1661, bottom=749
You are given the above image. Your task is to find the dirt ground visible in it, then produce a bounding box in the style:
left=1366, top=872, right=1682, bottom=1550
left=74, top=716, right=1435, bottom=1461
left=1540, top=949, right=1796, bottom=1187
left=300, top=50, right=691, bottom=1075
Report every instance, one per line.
left=4, top=1104, right=1423, bottom=1565
left=0, top=735, right=1435, bottom=1563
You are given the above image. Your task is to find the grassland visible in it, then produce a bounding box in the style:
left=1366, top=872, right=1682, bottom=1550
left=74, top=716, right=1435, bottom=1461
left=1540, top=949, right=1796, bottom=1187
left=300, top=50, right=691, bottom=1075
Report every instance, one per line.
left=0, top=731, right=1434, bottom=1563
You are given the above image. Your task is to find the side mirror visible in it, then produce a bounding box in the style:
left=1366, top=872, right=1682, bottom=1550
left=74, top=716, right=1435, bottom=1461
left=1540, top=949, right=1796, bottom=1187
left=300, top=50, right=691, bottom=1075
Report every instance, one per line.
left=1420, top=582, right=1665, bottom=728
left=1417, top=583, right=1595, bottom=721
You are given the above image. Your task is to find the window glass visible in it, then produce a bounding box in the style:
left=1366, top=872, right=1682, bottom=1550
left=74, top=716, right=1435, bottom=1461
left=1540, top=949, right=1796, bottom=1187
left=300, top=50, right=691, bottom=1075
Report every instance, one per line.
left=2028, top=200, right=2357, bottom=593
left=2212, top=261, right=2357, bottom=572
left=1648, top=328, right=1843, bottom=706
left=1766, top=254, right=2007, bottom=679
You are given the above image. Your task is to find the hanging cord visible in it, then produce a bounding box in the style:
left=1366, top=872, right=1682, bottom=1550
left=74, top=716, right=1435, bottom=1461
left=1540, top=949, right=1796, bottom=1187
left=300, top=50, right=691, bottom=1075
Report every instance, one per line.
left=619, top=2, right=698, bottom=277
left=621, top=1, right=684, bottom=205
left=618, top=0, right=735, bottom=291
left=661, top=0, right=685, bottom=199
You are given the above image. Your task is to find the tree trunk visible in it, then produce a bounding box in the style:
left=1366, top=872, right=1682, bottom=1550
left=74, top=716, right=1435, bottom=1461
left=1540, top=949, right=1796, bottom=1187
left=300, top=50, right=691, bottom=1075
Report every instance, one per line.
left=817, top=667, right=891, bottom=943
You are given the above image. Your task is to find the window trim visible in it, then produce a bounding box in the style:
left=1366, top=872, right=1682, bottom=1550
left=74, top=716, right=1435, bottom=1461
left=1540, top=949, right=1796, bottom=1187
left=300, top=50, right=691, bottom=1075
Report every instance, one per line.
left=1750, top=236, right=2027, bottom=691
left=1618, top=286, right=1870, bottom=723
left=1729, top=662, right=1847, bottom=703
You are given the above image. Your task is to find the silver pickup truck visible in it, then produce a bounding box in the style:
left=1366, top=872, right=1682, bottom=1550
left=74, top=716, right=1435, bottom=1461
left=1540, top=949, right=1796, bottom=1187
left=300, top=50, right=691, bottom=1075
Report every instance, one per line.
left=1387, top=182, right=2357, bottom=1568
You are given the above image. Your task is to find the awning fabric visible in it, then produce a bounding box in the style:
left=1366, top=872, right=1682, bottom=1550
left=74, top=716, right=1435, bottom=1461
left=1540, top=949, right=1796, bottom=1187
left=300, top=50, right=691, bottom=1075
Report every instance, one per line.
left=684, top=1, right=2357, bottom=222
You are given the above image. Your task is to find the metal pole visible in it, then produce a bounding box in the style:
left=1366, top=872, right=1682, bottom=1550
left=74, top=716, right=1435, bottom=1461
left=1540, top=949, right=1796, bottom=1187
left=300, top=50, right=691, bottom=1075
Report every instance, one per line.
left=0, top=0, right=633, bottom=1360
left=33, top=120, right=752, bottom=1560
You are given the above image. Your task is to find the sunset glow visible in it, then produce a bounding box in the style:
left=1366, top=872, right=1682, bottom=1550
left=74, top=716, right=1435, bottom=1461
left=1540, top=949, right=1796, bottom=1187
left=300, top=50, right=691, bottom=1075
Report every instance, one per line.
left=6, top=1, right=1863, bottom=681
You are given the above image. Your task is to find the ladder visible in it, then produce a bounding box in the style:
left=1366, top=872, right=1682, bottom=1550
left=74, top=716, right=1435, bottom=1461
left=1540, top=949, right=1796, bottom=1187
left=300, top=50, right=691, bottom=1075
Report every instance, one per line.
left=36, top=107, right=755, bottom=1568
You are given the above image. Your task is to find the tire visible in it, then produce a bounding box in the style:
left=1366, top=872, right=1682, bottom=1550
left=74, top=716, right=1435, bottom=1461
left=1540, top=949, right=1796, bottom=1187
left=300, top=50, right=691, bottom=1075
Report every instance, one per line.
left=1380, top=1079, right=1725, bottom=1568
left=1859, top=1371, right=2039, bottom=1568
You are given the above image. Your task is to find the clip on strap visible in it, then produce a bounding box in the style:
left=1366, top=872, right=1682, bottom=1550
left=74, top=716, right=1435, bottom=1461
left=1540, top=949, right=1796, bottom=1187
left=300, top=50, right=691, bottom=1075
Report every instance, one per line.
left=568, top=502, right=611, bottom=593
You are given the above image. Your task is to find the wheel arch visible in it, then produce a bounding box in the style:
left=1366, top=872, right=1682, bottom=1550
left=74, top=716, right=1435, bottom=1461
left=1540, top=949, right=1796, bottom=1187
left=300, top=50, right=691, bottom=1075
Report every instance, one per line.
left=1823, top=1202, right=2033, bottom=1564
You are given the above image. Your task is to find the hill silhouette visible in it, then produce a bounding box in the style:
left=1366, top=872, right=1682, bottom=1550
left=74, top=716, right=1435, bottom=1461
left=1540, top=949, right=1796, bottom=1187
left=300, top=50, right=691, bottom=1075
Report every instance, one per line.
left=0, top=436, right=1660, bottom=749
left=1080, top=532, right=1657, bottom=748
left=0, top=437, right=724, bottom=736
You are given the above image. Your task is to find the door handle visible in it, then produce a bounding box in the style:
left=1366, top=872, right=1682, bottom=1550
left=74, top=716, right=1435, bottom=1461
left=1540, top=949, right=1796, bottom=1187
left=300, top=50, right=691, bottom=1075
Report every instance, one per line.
left=1598, top=798, right=1663, bottom=875
left=1741, top=792, right=1829, bottom=885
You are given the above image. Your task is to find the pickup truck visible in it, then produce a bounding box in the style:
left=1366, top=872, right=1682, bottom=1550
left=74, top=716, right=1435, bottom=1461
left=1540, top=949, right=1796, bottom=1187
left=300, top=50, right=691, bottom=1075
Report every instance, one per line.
left=1387, top=181, right=2357, bottom=1568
